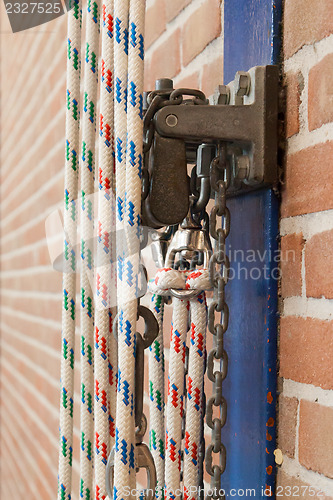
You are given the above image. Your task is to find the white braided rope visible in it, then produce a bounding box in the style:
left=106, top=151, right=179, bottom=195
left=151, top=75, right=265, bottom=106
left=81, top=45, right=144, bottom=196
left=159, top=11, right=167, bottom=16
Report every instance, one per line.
left=94, top=0, right=117, bottom=498
left=149, top=294, right=165, bottom=500
left=113, top=0, right=132, bottom=497
left=114, top=1, right=145, bottom=499
left=59, top=1, right=146, bottom=498
left=184, top=292, right=207, bottom=500
left=149, top=268, right=210, bottom=500
left=58, top=1, right=82, bottom=499
left=165, top=297, right=188, bottom=500
left=80, top=0, right=100, bottom=497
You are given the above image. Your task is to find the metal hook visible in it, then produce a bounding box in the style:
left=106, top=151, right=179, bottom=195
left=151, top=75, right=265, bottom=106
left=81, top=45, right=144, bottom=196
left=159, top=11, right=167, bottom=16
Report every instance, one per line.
left=113, top=304, right=159, bottom=345
left=106, top=442, right=157, bottom=500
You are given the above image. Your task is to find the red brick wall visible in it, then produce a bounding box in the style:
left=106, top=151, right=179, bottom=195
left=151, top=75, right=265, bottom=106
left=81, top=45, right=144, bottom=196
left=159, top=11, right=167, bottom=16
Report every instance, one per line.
left=278, top=1, right=333, bottom=496
left=0, top=1, right=224, bottom=498
left=144, top=0, right=223, bottom=96
left=0, top=4, right=68, bottom=498
left=2, top=0, right=333, bottom=498
left=0, top=4, right=70, bottom=500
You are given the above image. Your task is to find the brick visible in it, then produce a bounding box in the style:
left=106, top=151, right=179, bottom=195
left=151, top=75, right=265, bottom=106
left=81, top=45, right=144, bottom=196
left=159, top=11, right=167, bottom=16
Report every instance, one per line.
left=145, top=0, right=166, bottom=48
left=1, top=310, right=60, bottom=351
left=308, top=53, right=333, bottom=131
left=278, top=396, right=298, bottom=458
left=201, top=54, right=223, bottom=97
left=1, top=219, right=47, bottom=256
left=281, top=141, right=333, bottom=217
left=163, top=302, right=172, bottom=349
left=299, top=400, right=333, bottom=479
left=2, top=364, right=59, bottom=434
left=284, top=0, right=333, bottom=59
left=175, top=71, right=200, bottom=90
left=1, top=242, right=52, bottom=271
left=284, top=72, right=302, bottom=138
left=165, top=0, right=191, bottom=22
left=1, top=176, right=63, bottom=236
left=280, top=316, right=333, bottom=390
left=182, top=0, right=221, bottom=67
left=1, top=291, right=61, bottom=323
left=1, top=146, right=63, bottom=220
left=144, top=57, right=152, bottom=90
left=280, top=233, right=304, bottom=297
left=1, top=269, right=62, bottom=294
left=277, top=470, right=333, bottom=500
left=147, top=29, right=181, bottom=87
left=305, top=229, right=333, bottom=298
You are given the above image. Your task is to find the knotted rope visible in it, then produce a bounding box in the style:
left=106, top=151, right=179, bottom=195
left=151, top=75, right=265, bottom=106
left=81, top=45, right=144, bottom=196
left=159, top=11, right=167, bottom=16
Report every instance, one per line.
left=149, top=268, right=210, bottom=500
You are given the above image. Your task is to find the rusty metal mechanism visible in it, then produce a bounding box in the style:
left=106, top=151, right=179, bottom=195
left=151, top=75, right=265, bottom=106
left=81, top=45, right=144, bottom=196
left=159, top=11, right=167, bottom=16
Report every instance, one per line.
left=142, top=65, right=279, bottom=229
left=140, top=67, right=279, bottom=498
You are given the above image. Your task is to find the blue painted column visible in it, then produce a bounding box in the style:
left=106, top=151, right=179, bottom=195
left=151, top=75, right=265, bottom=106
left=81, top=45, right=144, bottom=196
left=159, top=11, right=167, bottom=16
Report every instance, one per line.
left=221, top=0, right=282, bottom=497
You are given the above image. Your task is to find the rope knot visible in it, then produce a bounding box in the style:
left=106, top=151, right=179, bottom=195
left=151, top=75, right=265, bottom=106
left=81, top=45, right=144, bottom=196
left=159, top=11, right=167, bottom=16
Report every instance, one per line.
left=149, top=268, right=211, bottom=297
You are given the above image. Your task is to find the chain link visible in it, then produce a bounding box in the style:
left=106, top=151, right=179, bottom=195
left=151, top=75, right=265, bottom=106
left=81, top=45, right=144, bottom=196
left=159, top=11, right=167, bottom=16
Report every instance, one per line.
left=205, top=143, right=231, bottom=499
left=142, top=91, right=230, bottom=497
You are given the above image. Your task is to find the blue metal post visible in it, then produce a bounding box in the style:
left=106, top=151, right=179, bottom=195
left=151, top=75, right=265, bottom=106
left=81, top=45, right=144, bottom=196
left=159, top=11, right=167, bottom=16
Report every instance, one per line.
left=221, top=0, right=282, bottom=497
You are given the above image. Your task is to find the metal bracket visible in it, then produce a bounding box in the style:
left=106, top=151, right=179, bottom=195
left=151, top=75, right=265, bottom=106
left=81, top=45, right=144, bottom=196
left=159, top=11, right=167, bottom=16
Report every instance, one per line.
left=154, top=65, right=279, bottom=192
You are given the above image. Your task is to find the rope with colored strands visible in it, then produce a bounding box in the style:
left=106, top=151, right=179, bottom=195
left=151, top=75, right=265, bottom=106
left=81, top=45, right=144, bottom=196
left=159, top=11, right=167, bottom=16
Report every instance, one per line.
left=149, top=268, right=210, bottom=500
left=80, top=0, right=100, bottom=497
left=94, top=0, right=117, bottom=497
left=149, top=293, right=165, bottom=500
left=184, top=290, right=207, bottom=500
left=113, top=0, right=132, bottom=497
left=114, top=0, right=146, bottom=498
left=58, top=0, right=82, bottom=498
left=165, top=296, right=188, bottom=500
left=58, top=0, right=146, bottom=499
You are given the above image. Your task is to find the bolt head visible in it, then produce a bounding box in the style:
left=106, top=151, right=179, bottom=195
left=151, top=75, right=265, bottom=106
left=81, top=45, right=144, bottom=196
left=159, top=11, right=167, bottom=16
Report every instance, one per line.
left=235, top=71, right=251, bottom=97
left=236, top=155, right=250, bottom=180
left=216, top=85, right=230, bottom=105
left=165, top=114, right=178, bottom=127
left=155, top=78, right=174, bottom=91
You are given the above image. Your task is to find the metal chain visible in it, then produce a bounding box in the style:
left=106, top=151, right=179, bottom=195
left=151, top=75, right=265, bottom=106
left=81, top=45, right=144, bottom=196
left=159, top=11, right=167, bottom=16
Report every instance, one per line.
left=205, top=143, right=231, bottom=500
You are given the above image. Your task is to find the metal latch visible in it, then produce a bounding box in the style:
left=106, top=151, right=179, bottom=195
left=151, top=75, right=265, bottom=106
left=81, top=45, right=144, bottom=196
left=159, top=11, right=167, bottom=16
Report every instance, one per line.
left=142, top=65, right=279, bottom=228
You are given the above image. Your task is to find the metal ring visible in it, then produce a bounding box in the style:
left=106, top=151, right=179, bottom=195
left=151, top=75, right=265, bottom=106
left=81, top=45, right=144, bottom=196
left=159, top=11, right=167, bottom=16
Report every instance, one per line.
left=169, top=288, right=200, bottom=300
left=205, top=443, right=226, bottom=476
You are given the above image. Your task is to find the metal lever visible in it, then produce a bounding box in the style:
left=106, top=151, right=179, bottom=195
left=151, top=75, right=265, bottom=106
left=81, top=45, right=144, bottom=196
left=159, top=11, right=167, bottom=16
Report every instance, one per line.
left=135, top=305, right=159, bottom=426
left=142, top=134, right=190, bottom=228
left=154, top=65, right=279, bottom=188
